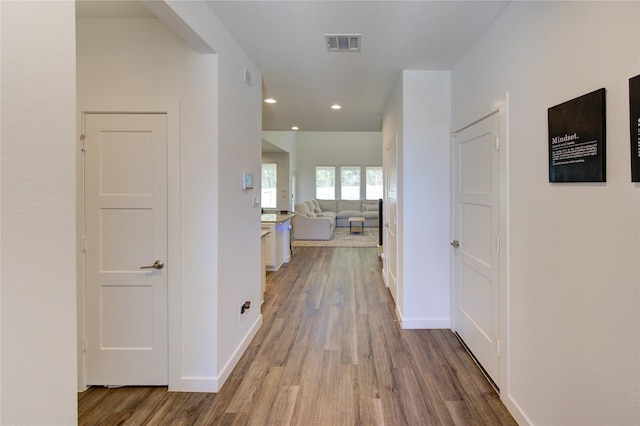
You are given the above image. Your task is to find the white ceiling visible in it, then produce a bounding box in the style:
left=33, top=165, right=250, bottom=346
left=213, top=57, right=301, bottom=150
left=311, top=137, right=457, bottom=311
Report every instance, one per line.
left=206, top=1, right=509, bottom=132
left=77, top=0, right=510, bottom=132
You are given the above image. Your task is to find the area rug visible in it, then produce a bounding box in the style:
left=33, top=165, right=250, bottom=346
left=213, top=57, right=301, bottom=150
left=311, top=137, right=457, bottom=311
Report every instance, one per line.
left=292, top=227, right=379, bottom=248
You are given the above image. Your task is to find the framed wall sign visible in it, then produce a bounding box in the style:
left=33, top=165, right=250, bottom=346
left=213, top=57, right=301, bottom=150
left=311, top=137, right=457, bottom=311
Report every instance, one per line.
left=630, top=75, right=640, bottom=182
left=548, top=88, right=606, bottom=182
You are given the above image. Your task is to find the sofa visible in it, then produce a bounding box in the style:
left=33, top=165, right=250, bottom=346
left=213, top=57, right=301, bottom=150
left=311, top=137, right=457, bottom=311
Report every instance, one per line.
left=293, top=199, right=379, bottom=240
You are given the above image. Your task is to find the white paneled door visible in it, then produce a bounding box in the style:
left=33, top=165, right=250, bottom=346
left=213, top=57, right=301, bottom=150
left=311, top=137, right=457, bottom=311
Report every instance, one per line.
left=453, top=112, right=500, bottom=386
left=385, top=142, right=398, bottom=303
left=84, top=113, right=168, bottom=386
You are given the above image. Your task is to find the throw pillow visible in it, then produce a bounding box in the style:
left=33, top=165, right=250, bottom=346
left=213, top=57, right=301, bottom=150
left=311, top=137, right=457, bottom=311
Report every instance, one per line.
left=363, top=201, right=378, bottom=211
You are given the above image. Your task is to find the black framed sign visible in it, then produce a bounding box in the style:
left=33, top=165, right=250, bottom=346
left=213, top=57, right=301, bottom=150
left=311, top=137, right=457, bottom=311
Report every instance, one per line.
left=630, top=75, right=640, bottom=182
left=548, top=88, right=606, bottom=182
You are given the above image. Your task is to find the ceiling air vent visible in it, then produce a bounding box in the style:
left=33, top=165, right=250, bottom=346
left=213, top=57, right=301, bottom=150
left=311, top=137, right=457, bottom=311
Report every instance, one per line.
left=325, top=34, right=361, bottom=52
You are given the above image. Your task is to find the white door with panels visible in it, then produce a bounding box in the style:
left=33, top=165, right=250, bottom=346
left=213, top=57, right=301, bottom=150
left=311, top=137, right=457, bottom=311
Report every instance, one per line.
left=385, top=142, right=398, bottom=303
left=452, top=112, right=500, bottom=386
left=84, top=113, right=168, bottom=386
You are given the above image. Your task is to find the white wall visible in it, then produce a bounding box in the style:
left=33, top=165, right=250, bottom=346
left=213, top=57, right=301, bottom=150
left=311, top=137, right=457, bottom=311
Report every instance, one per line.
left=401, top=71, right=451, bottom=328
left=263, top=131, right=297, bottom=155
left=1, top=1, right=78, bottom=424
left=382, top=71, right=451, bottom=329
left=77, top=16, right=220, bottom=391
left=295, top=131, right=382, bottom=202
left=452, top=2, right=640, bottom=424
left=77, top=0, right=262, bottom=392
left=148, top=0, right=263, bottom=390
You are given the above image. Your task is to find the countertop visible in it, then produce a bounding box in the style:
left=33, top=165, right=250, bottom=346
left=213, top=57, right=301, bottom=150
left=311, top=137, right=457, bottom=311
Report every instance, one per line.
left=261, top=213, right=295, bottom=223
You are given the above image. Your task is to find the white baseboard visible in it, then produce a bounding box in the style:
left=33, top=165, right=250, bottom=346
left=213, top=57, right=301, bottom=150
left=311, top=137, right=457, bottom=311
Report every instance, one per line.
left=216, top=315, right=263, bottom=388
left=394, top=303, right=449, bottom=329
left=170, top=375, right=219, bottom=393
left=502, top=392, right=532, bottom=426
left=401, top=317, right=450, bottom=329
left=169, top=314, right=263, bottom=393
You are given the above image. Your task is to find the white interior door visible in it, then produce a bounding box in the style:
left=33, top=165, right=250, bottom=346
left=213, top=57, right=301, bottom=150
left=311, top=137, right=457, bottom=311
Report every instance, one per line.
left=453, top=113, right=500, bottom=386
left=385, top=142, right=398, bottom=303
left=84, top=113, right=168, bottom=386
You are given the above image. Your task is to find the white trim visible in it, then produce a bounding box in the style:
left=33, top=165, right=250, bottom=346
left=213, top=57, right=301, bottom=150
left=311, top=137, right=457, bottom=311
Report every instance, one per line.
left=76, top=98, right=181, bottom=392
left=172, top=315, right=263, bottom=392
left=171, top=376, right=220, bottom=393
left=495, top=93, right=530, bottom=425
left=452, top=110, right=499, bottom=135
left=401, top=318, right=451, bottom=330
left=497, top=95, right=511, bottom=402
left=215, top=315, right=263, bottom=391
left=502, top=391, right=533, bottom=426
left=394, top=305, right=450, bottom=329
left=450, top=96, right=512, bottom=411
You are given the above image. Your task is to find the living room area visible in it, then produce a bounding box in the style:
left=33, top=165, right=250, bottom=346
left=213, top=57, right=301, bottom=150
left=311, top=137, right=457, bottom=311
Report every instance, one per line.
left=261, top=130, right=383, bottom=246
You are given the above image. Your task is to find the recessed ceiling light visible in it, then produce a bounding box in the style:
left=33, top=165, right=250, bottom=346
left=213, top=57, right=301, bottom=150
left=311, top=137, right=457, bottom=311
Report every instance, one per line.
left=331, top=104, right=342, bottom=110
left=264, top=98, right=277, bottom=104
left=291, top=126, right=299, bottom=130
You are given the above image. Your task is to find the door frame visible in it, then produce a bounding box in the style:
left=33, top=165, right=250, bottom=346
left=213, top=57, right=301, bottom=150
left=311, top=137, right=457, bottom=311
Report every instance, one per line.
left=450, top=97, right=509, bottom=395
left=383, top=137, right=398, bottom=301
left=76, top=99, right=181, bottom=391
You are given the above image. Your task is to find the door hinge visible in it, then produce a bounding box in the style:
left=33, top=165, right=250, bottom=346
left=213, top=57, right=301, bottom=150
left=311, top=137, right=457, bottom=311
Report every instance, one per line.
left=82, top=337, right=87, bottom=352
left=497, top=339, right=500, bottom=357
left=495, top=134, right=500, bottom=151
left=80, top=134, right=86, bottom=152
left=496, top=235, right=500, bottom=252
left=81, top=237, right=87, bottom=253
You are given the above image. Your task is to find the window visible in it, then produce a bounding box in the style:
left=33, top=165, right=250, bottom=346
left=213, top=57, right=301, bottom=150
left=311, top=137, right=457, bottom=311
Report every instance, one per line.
left=315, top=166, right=335, bottom=199
left=365, top=166, right=383, bottom=200
left=261, top=163, right=277, bottom=208
left=340, top=166, right=361, bottom=200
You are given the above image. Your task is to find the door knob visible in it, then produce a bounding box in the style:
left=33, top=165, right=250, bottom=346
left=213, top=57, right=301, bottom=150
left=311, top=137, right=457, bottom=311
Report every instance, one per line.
left=450, top=240, right=460, bottom=249
left=140, top=260, right=164, bottom=270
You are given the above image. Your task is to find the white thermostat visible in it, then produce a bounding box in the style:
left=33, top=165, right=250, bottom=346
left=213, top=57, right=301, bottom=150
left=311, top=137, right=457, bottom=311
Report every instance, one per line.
left=242, top=172, right=253, bottom=190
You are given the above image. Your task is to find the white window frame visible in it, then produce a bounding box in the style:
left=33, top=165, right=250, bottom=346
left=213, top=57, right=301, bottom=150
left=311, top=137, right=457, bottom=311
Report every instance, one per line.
left=340, top=166, right=361, bottom=200
left=315, top=166, right=336, bottom=200
left=261, top=163, right=277, bottom=209
left=365, top=166, right=383, bottom=200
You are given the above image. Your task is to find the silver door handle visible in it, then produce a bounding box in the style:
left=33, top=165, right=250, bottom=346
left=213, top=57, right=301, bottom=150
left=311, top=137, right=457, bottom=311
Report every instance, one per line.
left=450, top=240, right=460, bottom=249
left=140, top=260, right=164, bottom=270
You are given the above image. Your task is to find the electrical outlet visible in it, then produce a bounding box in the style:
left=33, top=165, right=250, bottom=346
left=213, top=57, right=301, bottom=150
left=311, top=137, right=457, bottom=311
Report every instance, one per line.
left=238, top=300, right=251, bottom=322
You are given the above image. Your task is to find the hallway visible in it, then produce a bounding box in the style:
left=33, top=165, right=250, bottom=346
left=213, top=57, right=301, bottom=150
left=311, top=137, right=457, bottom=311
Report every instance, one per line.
left=79, top=247, right=516, bottom=425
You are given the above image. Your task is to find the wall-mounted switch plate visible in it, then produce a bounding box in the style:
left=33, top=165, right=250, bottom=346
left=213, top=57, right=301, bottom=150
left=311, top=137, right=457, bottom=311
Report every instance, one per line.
left=243, top=67, right=251, bottom=86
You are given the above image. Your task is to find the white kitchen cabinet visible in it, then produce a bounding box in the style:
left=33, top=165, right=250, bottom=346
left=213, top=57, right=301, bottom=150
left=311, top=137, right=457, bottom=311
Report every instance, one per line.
left=261, top=213, right=294, bottom=272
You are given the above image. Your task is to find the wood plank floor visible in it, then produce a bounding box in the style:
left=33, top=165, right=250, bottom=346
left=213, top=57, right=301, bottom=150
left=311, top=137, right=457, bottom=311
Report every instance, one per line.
left=79, top=247, right=517, bottom=425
